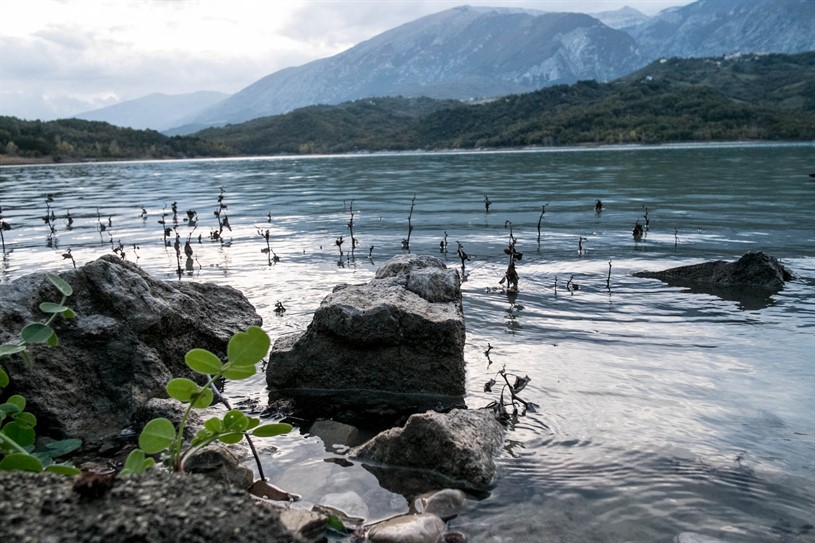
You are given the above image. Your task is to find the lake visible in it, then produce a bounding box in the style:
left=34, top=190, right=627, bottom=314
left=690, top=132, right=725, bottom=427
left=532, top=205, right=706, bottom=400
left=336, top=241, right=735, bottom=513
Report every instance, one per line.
left=1, top=143, right=813, bottom=542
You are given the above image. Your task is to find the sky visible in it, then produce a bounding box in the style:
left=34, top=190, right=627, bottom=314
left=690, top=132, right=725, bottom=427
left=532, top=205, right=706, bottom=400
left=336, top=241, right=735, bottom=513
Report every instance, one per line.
left=0, top=0, right=692, bottom=121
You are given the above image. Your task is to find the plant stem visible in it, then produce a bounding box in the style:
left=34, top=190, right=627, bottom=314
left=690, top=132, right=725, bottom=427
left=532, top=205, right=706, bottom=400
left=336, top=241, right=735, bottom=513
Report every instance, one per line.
left=209, top=382, right=266, bottom=481
left=0, top=431, right=33, bottom=456
left=172, top=375, right=216, bottom=471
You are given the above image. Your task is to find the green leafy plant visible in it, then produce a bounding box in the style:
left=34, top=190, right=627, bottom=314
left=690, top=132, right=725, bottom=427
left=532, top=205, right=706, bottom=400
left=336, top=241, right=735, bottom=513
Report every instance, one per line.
left=0, top=272, right=81, bottom=474
left=122, top=325, right=292, bottom=476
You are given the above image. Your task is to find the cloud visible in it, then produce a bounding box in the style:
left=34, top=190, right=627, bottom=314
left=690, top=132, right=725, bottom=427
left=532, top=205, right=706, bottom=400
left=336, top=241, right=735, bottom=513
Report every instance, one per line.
left=1, top=0, right=692, bottom=120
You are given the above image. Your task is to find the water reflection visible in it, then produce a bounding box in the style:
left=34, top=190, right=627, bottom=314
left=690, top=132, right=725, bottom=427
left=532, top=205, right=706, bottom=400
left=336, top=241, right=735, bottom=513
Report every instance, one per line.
left=679, top=283, right=778, bottom=311
left=0, top=144, right=813, bottom=541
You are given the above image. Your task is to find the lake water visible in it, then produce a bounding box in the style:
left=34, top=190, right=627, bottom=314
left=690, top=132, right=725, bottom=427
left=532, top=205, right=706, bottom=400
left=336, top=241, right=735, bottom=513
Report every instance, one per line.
left=1, top=143, right=813, bottom=542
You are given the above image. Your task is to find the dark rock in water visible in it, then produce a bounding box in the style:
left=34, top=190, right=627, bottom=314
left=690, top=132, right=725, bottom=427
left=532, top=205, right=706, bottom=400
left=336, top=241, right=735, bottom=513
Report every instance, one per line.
left=266, top=255, right=465, bottom=413
left=634, top=251, right=792, bottom=290
left=0, top=255, right=261, bottom=441
left=351, top=408, right=505, bottom=494
left=0, top=470, right=306, bottom=543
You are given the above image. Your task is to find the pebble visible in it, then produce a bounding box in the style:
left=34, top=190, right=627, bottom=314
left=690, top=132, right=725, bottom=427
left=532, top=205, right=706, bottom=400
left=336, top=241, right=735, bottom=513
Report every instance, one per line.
left=412, top=489, right=468, bottom=520
left=367, top=513, right=446, bottom=543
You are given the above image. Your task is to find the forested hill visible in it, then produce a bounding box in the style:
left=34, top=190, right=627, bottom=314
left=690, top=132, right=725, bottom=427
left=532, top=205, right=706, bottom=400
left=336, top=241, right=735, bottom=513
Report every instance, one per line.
left=0, top=117, right=233, bottom=163
left=2, top=52, right=813, bottom=164
left=195, top=52, right=815, bottom=154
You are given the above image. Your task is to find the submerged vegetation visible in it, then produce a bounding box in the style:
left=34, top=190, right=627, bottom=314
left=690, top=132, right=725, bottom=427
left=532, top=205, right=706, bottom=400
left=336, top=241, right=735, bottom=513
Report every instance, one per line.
left=1, top=53, right=813, bottom=163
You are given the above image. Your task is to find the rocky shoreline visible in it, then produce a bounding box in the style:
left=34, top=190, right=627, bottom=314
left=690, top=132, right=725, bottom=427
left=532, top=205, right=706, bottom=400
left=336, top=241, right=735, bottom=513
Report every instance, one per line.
left=0, top=251, right=793, bottom=542
left=1, top=254, right=504, bottom=543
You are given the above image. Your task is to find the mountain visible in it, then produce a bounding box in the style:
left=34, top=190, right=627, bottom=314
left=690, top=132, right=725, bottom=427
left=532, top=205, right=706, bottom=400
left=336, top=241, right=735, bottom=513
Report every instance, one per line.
left=629, top=0, right=815, bottom=61
left=592, top=6, right=650, bottom=30
left=4, top=52, right=813, bottom=163
left=182, top=0, right=815, bottom=132
left=191, top=52, right=815, bottom=155
left=75, top=91, right=228, bottom=131
left=184, top=6, right=642, bottom=130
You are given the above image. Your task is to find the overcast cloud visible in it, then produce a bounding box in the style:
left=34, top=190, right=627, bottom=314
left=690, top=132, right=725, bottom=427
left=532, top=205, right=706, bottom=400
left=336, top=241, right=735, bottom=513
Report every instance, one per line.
left=0, top=0, right=690, bottom=121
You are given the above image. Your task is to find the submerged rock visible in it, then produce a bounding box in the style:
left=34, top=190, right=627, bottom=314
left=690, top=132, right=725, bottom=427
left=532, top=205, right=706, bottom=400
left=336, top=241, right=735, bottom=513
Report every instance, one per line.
left=266, top=255, right=465, bottom=414
left=0, top=255, right=261, bottom=441
left=366, top=513, right=446, bottom=543
left=674, top=533, right=729, bottom=543
left=351, top=408, right=505, bottom=493
left=412, top=488, right=470, bottom=520
left=633, top=251, right=792, bottom=290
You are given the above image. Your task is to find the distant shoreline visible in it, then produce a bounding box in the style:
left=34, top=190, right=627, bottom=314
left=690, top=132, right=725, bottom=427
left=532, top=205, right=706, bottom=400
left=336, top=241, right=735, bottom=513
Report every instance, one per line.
left=2, top=140, right=814, bottom=168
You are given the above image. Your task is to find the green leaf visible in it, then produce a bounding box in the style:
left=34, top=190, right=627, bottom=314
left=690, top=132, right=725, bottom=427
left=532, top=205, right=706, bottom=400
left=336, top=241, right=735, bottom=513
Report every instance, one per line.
left=121, top=449, right=148, bottom=476
left=223, top=410, right=249, bottom=433
left=46, top=273, right=73, bottom=297
left=222, top=364, right=256, bottom=381
left=217, top=432, right=244, bottom=444
left=62, top=308, right=76, bottom=320
left=185, top=348, right=223, bottom=375
left=0, top=453, right=43, bottom=472
left=204, top=417, right=224, bottom=433
left=190, top=387, right=213, bottom=409
left=7, top=395, right=26, bottom=412
left=326, top=514, right=348, bottom=534
left=21, top=323, right=54, bottom=345
left=138, top=418, right=176, bottom=454
left=227, top=326, right=270, bottom=366
left=0, top=402, right=20, bottom=417
left=251, top=423, right=293, bottom=438
left=39, top=302, right=69, bottom=314
left=45, top=464, right=81, bottom=476
left=41, top=438, right=82, bottom=458
left=245, top=417, right=260, bottom=430
left=2, top=422, right=36, bottom=448
left=190, top=428, right=215, bottom=448
left=13, top=411, right=37, bottom=428
left=166, top=378, right=200, bottom=403
left=46, top=331, right=59, bottom=348
left=0, top=367, right=9, bottom=388
left=0, top=343, right=26, bottom=358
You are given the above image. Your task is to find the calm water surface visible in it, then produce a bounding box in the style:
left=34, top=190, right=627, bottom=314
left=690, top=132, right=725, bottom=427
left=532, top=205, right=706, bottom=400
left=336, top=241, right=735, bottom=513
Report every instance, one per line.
left=1, top=143, right=814, bottom=542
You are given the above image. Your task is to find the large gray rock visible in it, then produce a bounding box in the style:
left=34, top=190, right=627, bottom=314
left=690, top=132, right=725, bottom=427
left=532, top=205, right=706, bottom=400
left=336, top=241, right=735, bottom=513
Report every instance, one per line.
left=633, top=251, right=792, bottom=290
left=0, top=470, right=306, bottom=543
left=351, top=408, right=505, bottom=492
left=0, top=255, right=261, bottom=441
left=266, top=255, right=465, bottom=413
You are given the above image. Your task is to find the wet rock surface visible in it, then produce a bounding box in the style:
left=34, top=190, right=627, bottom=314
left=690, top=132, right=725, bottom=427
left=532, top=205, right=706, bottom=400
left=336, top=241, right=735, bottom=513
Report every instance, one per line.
left=633, top=251, right=793, bottom=290
left=352, top=408, right=506, bottom=493
left=183, top=444, right=253, bottom=490
left=412, top=488, right=470, bottom=520
left=266, top=255, right=466, bottom=414
left=0, top=255, right=261, bottom=441
left=0, top=470, right=305, bottom=543
left=367, top=513, right=447, bottom=543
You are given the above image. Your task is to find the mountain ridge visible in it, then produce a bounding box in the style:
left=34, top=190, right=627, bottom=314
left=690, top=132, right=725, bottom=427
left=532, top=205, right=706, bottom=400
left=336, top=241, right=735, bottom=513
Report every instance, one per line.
left=71, top=0, right=815, bottom=132
left=75, top=91, right=229, bottom=131
left=3, top=52, right=813, bottom=164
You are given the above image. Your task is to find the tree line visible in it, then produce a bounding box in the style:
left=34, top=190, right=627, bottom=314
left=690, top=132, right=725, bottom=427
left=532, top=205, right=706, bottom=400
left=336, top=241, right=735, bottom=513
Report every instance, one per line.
left=2, top=52, right=813, bottom=162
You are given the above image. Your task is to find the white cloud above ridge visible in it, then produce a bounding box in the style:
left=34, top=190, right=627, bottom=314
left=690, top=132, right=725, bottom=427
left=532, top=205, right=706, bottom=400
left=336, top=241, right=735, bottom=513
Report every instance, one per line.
left=0, top=0, right=690, bottom=120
